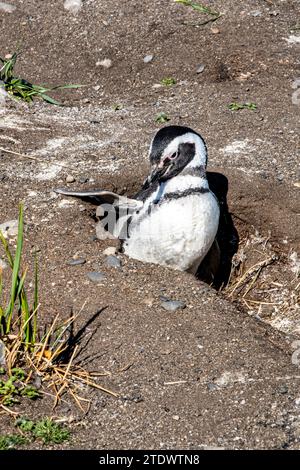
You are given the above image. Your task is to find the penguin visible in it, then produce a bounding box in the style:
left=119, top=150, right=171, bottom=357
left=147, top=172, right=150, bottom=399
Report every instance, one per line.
left=55, top=125, right=220, bottom=276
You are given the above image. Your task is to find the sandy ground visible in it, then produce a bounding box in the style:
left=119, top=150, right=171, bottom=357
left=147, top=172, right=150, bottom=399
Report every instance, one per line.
left=0, top=0, right=299, bottom=449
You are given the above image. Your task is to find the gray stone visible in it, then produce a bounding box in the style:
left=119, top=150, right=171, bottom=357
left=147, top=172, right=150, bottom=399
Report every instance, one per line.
left=87, top=271, right=106, bottom=283
left=33, top=375, right=42, bottom=389
left=277, top=384, right=288, bottom=394
left=79, top=176, right=89, bottom=184
left=161, top=299, right=186, bottom=312
left=67, top=258, right=86, bottom=266
left=196, top=64, right=205, bottom=74
left=250, top=10, right=262, bottom=17
left=0, top=219, right=18, bottom=238
left=143, top=54, right=154, bottom=63
left=106, top=255, right=121, bottom=268
left=207, top=383, right=218, bottom=391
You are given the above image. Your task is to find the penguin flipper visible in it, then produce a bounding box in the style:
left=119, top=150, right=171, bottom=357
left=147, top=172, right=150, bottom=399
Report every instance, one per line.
left=54, top=188, right=143, bottom=209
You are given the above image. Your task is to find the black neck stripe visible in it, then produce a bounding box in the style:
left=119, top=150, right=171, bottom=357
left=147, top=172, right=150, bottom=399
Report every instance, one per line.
left=180, top=165, right=206, bottom=178
left=160, top=187, right=209, bottom=202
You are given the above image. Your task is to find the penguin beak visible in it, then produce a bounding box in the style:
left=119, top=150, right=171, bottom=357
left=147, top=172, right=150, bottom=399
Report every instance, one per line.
left=148, top=156, right=176, bottom=184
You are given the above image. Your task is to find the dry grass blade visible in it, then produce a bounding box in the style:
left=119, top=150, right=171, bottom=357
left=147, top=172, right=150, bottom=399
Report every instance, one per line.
left=55, top=365, right=118, bottom=398
left=226, top=255, right=277, bottom=298
left=0, top=403, right=19, bottom=415
left=21, top=304, right=40, bottom=335
left=243, top=299, right=279, bottom=305
left=75, top=376, right=119, bottom=398
left=1, top=212, right=116, bottom=414
left=6, top=337, right=22, bottom=372
left=62, top=345, right=78, bottom=381
left=68, top=388, right=87, bottom=412
left=35, top=314, right=59, bottom=366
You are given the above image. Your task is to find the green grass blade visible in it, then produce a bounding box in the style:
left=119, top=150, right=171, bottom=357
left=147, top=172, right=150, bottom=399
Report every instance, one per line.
left=0, top=269, right=4, bottom=334
left=15, top=269, right=26, bottom=300
left=40, top=94, right=62, bottom=105
left=1, top=51, right=82, bottom=105
left=16, top=270, right=28, bottom=338
left=32, top=253, right=38, bottom=344
left=21, top=289, right=31, bottom=346
left=0, top=269, right=2, bottom=300
left=5, top=204, right=24, bottom=332
left=175, top=0, right=220, bottom=16
left=50, top=84, right=84, bottom=90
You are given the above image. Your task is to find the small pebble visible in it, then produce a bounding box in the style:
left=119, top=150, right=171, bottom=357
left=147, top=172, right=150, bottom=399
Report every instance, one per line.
left=66, top=175, right=75, bottom=183
left=0, top=258, right=8, bottom=270
left=250, top=10, right=262, bottom=17
left=64, top=0, right=82, bottom=14
left=143, top=297, right=154, bottom=307
left=161, top=299, right=186, bottom=312
left=143, top=54, right=154, bottom=63
left=172, top=415, right=180, bottom=421
left=277, top=384, right=288, bottom=394
left=196, top=64, right=205, bottom=74
left=207, top=383, right=218, bottom=391
left=79, top=176, right=89, bottom=184
left=67, top=258, right=86, bottom=266
left=106, top=255, right=121, bottom=268
left=103, top=246, right=117, bottom=256
left=33, top=375, right=42, bottom=389
left=87, top=271, right=106, bottom=283
left=96, top=58, right=112, bottom=68
left=211, top=27, right=220, bottom=34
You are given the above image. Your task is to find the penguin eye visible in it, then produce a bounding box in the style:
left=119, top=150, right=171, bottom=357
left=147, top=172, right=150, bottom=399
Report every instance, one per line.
left=170, top=152, right=177, bottom=160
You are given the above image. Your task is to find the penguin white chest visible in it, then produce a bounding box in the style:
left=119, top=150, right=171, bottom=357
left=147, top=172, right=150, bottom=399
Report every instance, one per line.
left=123, top=192, right=219, bottom=271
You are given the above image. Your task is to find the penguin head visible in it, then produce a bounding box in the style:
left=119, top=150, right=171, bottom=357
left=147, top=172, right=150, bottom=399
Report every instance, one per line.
left=147, top=125, right=207, bottom=185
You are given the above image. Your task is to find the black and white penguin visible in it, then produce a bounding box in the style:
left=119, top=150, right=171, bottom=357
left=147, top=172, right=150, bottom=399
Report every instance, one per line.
left=55, top=125, right=220, bottom=275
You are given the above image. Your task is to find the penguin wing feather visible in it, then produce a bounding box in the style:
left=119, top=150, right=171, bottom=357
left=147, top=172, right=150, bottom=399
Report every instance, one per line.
left=54, top=188, right=143, bottom=209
